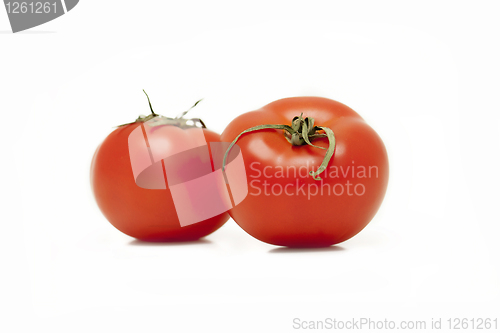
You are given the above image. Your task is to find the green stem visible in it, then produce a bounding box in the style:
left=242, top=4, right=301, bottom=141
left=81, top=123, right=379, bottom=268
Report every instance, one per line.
left=222, top=116, right=336, bottom=181
left=175, top=99, right=203, bottom=119
left=117, top=91, right=205, bottom=128
left=222, top=124, right=294, bottom=173
left=309, top=126, right=336, bottom=180
left=143, top=89, right=157, bottom=116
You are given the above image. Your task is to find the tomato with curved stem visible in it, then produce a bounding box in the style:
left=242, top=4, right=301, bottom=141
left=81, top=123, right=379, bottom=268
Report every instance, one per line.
left=221, top=97, right=389, bottom=247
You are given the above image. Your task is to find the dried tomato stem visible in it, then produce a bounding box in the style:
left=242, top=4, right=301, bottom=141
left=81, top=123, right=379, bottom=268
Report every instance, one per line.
left=143, top=89, right=157, bottom=116
left=117, top=91, right=205, bottom=128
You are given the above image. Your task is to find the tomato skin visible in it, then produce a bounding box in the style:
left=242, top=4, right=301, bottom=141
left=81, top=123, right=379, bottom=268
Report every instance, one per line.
left=90, top=123, right=229, bottom=242
left=221, top=97, right=389, bottom=247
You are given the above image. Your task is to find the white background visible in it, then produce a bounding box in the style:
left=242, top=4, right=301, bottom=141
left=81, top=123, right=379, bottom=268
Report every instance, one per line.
left=1, top=1, right=499, bottom=332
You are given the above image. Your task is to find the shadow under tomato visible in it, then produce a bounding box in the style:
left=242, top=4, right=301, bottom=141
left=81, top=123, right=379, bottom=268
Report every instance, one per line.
left=128, top=238, right=213, bottom=247
left=268, top=245, right=345, bottom=254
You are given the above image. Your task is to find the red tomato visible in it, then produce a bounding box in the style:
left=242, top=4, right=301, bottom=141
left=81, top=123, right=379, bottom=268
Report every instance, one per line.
left=221, top=97, right=389, bottom=247
left=91, top=98, right=229, bottom=241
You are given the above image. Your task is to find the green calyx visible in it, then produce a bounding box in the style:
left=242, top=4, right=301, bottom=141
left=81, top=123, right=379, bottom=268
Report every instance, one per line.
left=117, top=90, right=206, bottom=129
left=222, top=114, right=336, bottom=180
